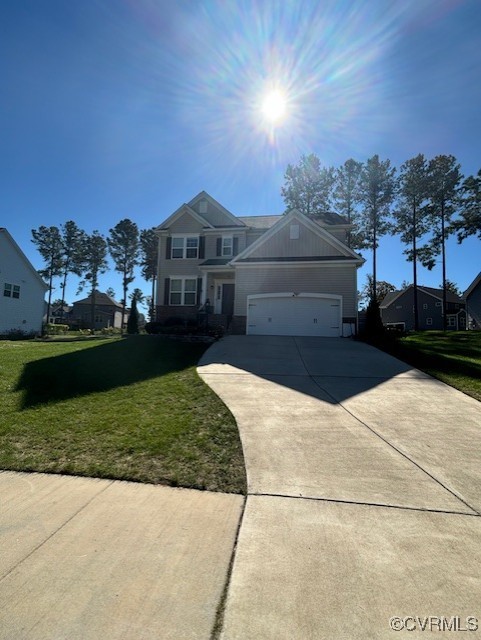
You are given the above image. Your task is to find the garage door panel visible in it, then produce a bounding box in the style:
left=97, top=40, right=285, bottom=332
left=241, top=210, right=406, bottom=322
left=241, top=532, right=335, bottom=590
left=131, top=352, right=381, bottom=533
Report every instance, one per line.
left=247, top=295, right=341, bottom=337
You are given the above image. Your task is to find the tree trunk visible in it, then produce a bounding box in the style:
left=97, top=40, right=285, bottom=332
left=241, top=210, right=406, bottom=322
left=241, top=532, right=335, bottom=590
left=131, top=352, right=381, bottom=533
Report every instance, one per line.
left=412, top=204, right=419, bottom=332
left=441, top=199, right=447, bottom=332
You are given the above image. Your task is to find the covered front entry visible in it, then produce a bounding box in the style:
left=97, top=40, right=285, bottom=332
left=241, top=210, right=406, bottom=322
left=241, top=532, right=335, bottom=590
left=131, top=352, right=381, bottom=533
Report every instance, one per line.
left=246, top=293, right=342, bottom=337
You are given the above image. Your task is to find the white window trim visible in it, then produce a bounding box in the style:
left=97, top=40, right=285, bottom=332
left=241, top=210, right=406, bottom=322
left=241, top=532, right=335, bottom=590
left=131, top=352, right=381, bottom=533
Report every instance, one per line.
left=3, top=283, right=20, bottom=299
left=169, top=276, right=198, bottom=306
left=426, top=317, right=433, bottom=326
left=171, top=234, right=199, bottom=259
left=221, top=236, right=233, bottom=257
left=446, top=315, right=456, bottom=327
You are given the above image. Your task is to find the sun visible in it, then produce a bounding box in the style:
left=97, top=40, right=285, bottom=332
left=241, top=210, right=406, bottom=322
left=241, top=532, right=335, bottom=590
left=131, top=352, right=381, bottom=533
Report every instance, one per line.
left=260, top=89, right=288, bottom=125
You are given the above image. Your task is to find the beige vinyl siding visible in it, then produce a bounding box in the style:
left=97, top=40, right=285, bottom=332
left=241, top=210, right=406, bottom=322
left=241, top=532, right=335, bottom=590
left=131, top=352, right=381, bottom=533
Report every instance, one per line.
left=247, top=221, right=345, bottom=259
left=234, top=265, right=357, bottom=316
left=168, top=213, right=205, bottom=234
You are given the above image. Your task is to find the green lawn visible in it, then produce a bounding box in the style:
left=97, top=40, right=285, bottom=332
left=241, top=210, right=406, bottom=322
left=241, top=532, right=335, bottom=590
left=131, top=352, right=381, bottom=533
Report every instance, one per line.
left=0, top=336, right=246, bottom=493
left=378, top=331, right=481, bottom=402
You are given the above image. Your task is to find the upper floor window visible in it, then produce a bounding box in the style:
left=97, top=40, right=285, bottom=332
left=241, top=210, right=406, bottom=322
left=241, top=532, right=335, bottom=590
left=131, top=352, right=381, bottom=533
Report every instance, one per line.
left=171, top=236, right=199, bottom=259
left=222, top=236, right=233, bottom=257
left=4, top=283, right=20, bottom=299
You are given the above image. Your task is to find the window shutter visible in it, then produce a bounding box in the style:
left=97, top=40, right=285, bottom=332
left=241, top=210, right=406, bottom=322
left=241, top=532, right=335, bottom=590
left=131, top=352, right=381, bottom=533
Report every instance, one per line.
left=166, top=237, right=171, bottom=260
left=196, top=278, right=202, bottom=306
left=216, top=238, right=222, bottom=257
left=199, top=236, right=205, bottom=259
left=233, top=237, right=239, bottom=255
left=164, top=278, right=170, bottom=305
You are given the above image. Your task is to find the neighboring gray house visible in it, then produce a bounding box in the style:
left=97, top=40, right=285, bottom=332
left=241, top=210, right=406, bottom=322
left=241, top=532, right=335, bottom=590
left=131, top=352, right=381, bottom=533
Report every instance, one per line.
left=70, top=291, right=128, bottom=330
left=380, top=285, right=467, bottom=331
left=0, top=228, right=48, bottom=335
left=465, top=272, right=481, bottom=329
left=155, top=191, right=364, bottom=336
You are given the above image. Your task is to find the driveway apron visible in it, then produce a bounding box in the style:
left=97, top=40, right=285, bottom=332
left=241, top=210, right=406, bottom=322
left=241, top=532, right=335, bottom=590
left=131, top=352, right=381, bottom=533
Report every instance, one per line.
left=198, top=336, right=481, bottom=640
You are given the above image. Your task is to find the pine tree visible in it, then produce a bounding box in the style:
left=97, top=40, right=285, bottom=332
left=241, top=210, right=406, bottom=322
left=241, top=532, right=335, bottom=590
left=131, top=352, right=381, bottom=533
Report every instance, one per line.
left=31, top=225, right=63, bottom=327
left=333, top=158, right=364, bottom=248
left=77, top=231, right=108, bottom=330
left=453, top=169, right=481, bottom=241
left=281, top=154, right=335, bottom=217
left=393, top=154, right=430, bottom=330
left=358, top=155, right=396, bottom=302
left=108, top=219, right=140, bottom=331
left=140, top=228, right=158, bottom=321
left=418, top=155, right=463, bottom=331
left=58, top=221, right=87, bottom=323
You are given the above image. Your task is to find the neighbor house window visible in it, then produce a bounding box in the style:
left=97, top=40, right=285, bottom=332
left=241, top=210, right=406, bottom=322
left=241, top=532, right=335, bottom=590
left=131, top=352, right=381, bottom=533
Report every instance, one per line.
left=3, top=283, right=20, bottom=299
left=169, top=278, right=197, bottom=305
left=435, top=301, right=442, bottom=307
left=426, top=317, right=433, bottom=326
left=447, top=316, right=456, bottom=328
left=222, top=236, right=233, bottom=257
left=171, top=236, right=199, bottom=259
left=423, top=303, right=428, bottom=310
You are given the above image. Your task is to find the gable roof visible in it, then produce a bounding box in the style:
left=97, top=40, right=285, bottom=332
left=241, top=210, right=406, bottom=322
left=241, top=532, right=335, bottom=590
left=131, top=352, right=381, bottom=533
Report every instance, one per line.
left=155, top=203, right=214, bottom=231
left=188, top=191, right=246, bottom=227
left=380, top=285, right=464, bottom=308
left=0, top=228, right=49, bottom=290
left=464, top=272, right=481, bottom=298
left=231, top=208, right=364, bottom=265
left=237, top=215, right=281, bottom=229
left=73, top=291, right=123, bottom=308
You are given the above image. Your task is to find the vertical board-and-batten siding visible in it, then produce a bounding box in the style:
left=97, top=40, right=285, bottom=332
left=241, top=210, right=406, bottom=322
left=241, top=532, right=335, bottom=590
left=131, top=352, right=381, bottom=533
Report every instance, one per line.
left=234, top=265, right=357, bottom=316
left=247, top=222, right=344, bottom=259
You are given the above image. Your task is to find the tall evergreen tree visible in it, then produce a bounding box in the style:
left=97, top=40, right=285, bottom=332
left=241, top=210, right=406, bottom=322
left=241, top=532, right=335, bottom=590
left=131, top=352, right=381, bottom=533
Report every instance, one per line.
left=31, top=225, right=63, bottom=326
left=333, top=158, right=364, bottom=248
left=77, top=231, right=108, bottom=330
left=108, top=219, right=140, bottom=331
left=58, top=221, right=87, bottom=322
left=140, top=228, right=158, bottom=321
left=281, top=154, right=335, bottom=217
left=358, top=155, right=396, bottom=301
left=453, top=169, right=481, bottom=241
left=393, top=154, right=430, bottom=330
left=418, top=155, right=463, bottom=331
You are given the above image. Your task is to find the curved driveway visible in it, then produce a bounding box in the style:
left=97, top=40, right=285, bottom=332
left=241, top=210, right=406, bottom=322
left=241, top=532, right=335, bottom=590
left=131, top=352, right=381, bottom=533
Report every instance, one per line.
left=198, top=336, right=481, bottom=639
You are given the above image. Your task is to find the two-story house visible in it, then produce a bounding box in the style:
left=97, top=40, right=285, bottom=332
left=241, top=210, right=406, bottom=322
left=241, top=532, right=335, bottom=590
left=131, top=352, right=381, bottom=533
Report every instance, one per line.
left=70, top=291, right=128, bottom=330
left=0, top=228, right=48, bottom=335
left=154, top=192, right=364, bottom=337
left=380, top=285, right=467, bottom=331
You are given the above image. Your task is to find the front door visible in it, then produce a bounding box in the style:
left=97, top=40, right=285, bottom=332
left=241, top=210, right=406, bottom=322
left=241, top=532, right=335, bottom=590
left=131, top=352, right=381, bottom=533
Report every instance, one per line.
left=221, top=283, right=235, bottom=316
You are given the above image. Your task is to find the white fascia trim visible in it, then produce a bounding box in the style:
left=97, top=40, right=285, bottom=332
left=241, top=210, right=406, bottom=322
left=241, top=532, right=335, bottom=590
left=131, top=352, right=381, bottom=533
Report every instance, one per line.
left=203, top=227, right=246, bottom=233
left=155, top=204, right=213, bottom=231
left=234, top=260, right=363, bottom=268
left=0, top=229, right=49, bottom=290
left=170, top=232, right=201, bottom=238
left=231, top=209, right=363, bottom=264
left=198, top=264, right=235, bottom=272
left=187, top=191, right=246, bottom=227
left=464, top=272, right=481, bottom=298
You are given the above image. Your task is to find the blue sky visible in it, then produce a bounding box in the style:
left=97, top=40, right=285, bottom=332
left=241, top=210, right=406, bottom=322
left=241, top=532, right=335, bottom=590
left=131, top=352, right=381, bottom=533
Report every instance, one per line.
left=1, top=0, right=480, bottom=307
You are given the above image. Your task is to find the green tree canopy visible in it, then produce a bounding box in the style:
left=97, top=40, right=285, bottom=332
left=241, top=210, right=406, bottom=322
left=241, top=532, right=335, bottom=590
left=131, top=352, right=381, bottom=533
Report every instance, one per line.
left=31, top=225, right=63, bottom=327
left=108, top=219, right=140, bottom=331
left=454, top=169, right=481, bottom=241
left=281, top=154, right=335, bottom=217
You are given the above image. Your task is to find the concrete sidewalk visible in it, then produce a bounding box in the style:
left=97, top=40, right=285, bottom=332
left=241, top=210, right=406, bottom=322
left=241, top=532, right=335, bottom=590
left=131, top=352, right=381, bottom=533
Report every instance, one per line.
left=0, top=472, right=243, bottom=640
left=198, top=336, right=481, bottom=639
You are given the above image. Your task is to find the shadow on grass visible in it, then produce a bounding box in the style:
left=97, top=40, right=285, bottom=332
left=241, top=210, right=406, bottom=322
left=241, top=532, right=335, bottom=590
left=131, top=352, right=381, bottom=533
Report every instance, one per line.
left=16, top=336, right=207, bottom=409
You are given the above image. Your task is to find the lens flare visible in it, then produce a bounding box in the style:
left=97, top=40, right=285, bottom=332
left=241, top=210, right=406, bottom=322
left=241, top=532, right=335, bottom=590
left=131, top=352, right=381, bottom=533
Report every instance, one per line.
left=261, top=89, right=288, bottom=124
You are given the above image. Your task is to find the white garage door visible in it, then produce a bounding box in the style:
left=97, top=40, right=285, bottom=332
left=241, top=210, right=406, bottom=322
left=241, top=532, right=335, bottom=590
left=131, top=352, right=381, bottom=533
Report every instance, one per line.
left=247, top=293, right=341, bottom=337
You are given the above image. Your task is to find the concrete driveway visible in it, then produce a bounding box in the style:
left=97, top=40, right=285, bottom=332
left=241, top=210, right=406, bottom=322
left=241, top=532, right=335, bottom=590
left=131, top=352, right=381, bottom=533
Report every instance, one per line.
left=198, top=336, right=481, bottom=639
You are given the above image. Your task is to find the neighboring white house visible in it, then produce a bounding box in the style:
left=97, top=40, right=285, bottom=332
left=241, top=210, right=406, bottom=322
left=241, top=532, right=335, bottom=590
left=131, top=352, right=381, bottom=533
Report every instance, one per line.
left=0, top=228, right=48, bottom=335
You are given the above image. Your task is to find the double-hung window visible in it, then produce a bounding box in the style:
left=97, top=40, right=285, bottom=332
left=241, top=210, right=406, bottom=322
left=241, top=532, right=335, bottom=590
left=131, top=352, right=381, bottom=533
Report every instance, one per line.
left=170, top=278, right=197, bottom=305
left=222, top=236, right=233, bottom=257
left=171, top=236, right=199, bottom=259
left=3, top=283, right=20, bottom=299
